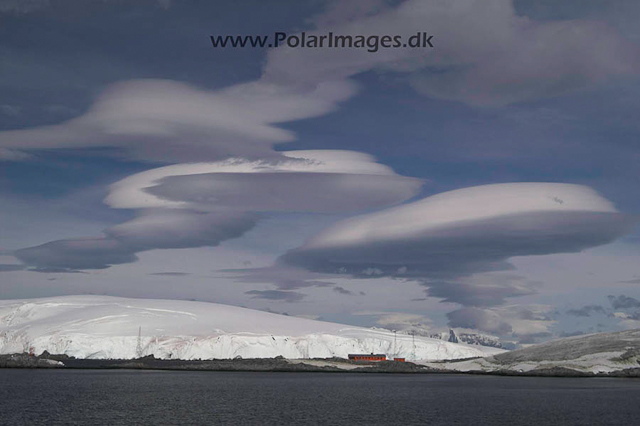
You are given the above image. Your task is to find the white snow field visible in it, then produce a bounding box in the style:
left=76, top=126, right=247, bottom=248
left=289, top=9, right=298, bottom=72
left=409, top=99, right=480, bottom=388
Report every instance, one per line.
left=0, top=296, right=499, bottom=361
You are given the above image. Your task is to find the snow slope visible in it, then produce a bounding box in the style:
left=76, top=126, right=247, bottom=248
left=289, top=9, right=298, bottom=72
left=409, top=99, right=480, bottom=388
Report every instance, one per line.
left=0, top=296, right=495, bottom=361
left=424, top=329, right=640, bottom=374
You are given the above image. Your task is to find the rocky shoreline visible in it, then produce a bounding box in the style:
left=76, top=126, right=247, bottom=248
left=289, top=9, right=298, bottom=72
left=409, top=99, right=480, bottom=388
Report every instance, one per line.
left=2, top=353, right=640, bottom=377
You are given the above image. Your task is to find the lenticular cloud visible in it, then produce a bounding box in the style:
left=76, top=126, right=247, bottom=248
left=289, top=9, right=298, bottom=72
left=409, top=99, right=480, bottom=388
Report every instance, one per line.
left=280, top=183, right=637, bottom=278
left=15, top=150, right=422, bottom=271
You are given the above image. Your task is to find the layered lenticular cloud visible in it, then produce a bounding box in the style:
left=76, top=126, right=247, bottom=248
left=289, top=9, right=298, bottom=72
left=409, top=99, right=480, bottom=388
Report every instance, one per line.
left=2, top=1, right=639, bottom=163
left=280, top=183, right=637, bottom=280
left=14, top=150, right=421, bottom=271
left=0, top=79, right=357, bottom=162
left=105, top=150, right=422, bottom=212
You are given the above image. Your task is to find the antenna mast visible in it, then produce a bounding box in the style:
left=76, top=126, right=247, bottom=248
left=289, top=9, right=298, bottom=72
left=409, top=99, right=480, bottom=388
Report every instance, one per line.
left=136, top=326, right=143, bottom=358
left=411, top=331, right=416, bottom=361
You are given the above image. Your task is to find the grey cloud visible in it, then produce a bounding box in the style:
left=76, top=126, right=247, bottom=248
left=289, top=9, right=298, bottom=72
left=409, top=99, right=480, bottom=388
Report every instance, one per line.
left=0, top=264, right=25, bottom=272
left=0, top=0, right=170, bottom=15
left=149, top=272, right=190, bottom=277
left=15, top=238, right=137, bottom=270
left=446, top=304, right=557, bottom=339
left=516, top=332, right=553, bottom=345
left=566, top=304, right=607, bottom=317
left=447, top=307, right=513, bottom=335
left=0, top=78, right=356, bottom=162
left=425, top=278, right=537, bottom=307
left=608, top=294, right=640, bottom=309
left=558, top=330, right=586, bottom=338
left=106, top=211, right=259, bottom=251
left=282, top=211, right=635, bottom=282
left=280, top=182, right=636, bottom=309
left=266, top=0, right=640, bottom=106
left=618, top=278, right=640, bottom=284
left=15, top=210, right=258, bottom=270
left=149, top=172, right=421, bottom=214
left=333, top=286, right=354, bottom=295
left=245, top=290, right=306, bottom=302
left=28, top=267, right=87, bottom=274
left=224, top=266, right=335, bottom=290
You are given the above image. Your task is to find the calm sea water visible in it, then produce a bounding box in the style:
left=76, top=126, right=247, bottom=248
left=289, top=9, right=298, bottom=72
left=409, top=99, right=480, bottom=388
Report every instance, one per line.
left=1, top=370, right=639, bottom=425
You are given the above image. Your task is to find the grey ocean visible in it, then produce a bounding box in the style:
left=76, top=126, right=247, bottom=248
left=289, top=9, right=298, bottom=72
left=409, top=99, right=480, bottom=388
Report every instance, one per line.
left=1, top=370, right=639, bottom=425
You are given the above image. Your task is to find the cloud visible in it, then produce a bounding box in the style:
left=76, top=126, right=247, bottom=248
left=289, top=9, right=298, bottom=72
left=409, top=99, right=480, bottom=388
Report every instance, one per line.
left=618, top=278, right=640, bottom=284
left=0, top=79, right=357, bottom=162
left=14, top=150, right=420, bottom=271
left=15, top=238, right=138, bottom=270
left=0, top=0, right=170, bottom=15
left=14, top=210, right=258, bottom=270
left=148, top=272, right=190, bottom=276
left=353, top=310, right=435, bottom=334
left=281, top=184, right=636, bottom=294
left=447, top=307, right=513, bottom=335
left=608, top=294, right=640, bottom=309
left=245, top=289, right=306, bottom=302
left=226, top=266, right=336, bottom=290
left=333, top=286, right=354, bottom=295
left=105, top=150, right=421, bottom=212
left=425, top=275, right=539, bottom=307
left=565, top=304, right=607, bottom=317
left=266, top=0, right=640, bottom=106
left=2, top=0, right=637, bottom=163
left=0, top=264, right=25, bottom=272
left=447, top=304, right=556, bottom=339
left=106, top=210, right=259, bottom=251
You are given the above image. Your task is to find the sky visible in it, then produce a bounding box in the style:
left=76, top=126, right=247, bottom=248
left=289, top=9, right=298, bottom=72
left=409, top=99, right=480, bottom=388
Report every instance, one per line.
left=1, top=0, right=640, bottom=347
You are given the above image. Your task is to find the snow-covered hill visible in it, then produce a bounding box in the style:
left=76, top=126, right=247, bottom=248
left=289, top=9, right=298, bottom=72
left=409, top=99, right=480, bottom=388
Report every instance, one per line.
left=0, top=296, right=499, bottom=361
left=424, top=329, right=640, bottom=375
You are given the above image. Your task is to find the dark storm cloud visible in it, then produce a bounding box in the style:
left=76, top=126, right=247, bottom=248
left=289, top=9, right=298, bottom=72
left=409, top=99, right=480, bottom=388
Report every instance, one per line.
left=566, top=304, right=607, bottom=317
left=608, top=294, right=640, bottom=309
left=245, top=289, right=306, bottom=302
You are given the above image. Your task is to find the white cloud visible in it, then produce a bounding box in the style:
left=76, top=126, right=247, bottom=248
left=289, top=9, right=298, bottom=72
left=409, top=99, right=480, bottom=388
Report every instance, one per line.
left=0, top=79, right=357, bottom=162
left=106, top=150, right=421, bottom=212
left=281, top=183, right=635, bottom=282
left=15, top=149, right=421, bottom=271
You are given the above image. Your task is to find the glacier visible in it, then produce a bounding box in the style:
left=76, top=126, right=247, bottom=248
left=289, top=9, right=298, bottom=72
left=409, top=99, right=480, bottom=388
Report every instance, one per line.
left=0, top=295, right=500, bottom=361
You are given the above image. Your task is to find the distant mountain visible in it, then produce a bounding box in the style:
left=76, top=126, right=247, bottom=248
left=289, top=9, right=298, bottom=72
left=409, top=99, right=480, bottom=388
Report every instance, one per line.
left=425, top=329, right=640, bottom=375
left=0, top=296, right=501, bottom=361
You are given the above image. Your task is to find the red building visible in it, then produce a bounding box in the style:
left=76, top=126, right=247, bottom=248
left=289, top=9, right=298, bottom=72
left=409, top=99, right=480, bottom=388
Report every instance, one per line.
left=348, top=353, right=387, bottom=361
